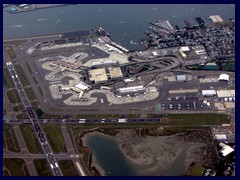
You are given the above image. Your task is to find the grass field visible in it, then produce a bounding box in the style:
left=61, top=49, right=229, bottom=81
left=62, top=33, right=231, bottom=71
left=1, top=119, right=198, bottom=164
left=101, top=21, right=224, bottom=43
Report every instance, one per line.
left=3, top=125, right=21, bottom=153
left=186, top=166, right=205, bottom=176
left=38, top=86, right=44, bottom=98
left=4, top=159, right=29, bottom=176
left=3, top=67, right=14, bottom=88
left=14, top=64, right=29, bottom=86
left=33, top=159, right=52, bottom=176
left=12, top=104, right=24, bottom=112
left=4, top=39, right=27, bottom=46
left=76, top=114, right=121, bottom=119
left=32, top=76, right=39, bottom=84
left=16, top=112, right=29, bottom=119
left=58, top=160, right=79, bottom=176
left=7, top=89, right=21, bottom=104
left=25, top=62, right=33, bottom=75
left=166, top=113, right=230, bottom=126
left=20, top=125, right=43, bottom=154
left=43, top=124, right=67, bottom=153
left=24, top=87, right=36, bottom=101
left=5, top=46, right=16, bottom=60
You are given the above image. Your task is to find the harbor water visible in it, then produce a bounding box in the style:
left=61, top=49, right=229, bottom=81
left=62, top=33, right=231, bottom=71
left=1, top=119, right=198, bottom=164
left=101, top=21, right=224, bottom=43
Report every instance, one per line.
left=84, top=132, right=136, bottom=176
left=3, top=4, right=235, bottom=50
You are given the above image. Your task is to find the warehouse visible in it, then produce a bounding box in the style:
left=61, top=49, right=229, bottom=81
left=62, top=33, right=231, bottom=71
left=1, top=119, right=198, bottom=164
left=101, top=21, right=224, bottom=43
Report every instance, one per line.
left=217, top=90, right=235, bottom=98
left=202, top=90, right=217, bottom=96
left=219, top=142, right=234, bottom=157
left=176, top=75, right=187, bottom=82
left=218, top=74, right=230, bottom=81
left=109, top=67, right=123, bottom=80
left=89, top=68, right=108, bottom=84
left=75, top=82, right=90, bottom=91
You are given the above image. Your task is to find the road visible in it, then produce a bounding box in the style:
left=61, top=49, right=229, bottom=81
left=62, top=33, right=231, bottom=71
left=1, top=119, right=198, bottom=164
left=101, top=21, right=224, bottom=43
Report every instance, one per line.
left=6, top=62, right=63, bottom=176
left=61, top=124, right=87, bottom=176
left=12, top=124, right=38, bottom=176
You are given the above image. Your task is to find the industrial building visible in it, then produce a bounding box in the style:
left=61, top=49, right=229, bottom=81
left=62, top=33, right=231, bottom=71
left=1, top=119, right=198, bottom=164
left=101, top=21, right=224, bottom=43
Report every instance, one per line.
left=108, top=67, right=123, bottom=80
left=91, top=59, right=117, bottom=68
left=179, top=46, right=190, bottom=58
left=217, top=90, right=235, bottom=98
left=176, top=75, right=187, bottom=82
left=75, top=82, right=90, bottom=91
left=219, top=142, right=234, bottom=157
left=215, top=134, right=227, bottom=141
left=89, top=68, right=108, bottom=84
left=204, top=62, right=218, bottom=70
left=117, top=85, right=146, bottom=94
left=209, top=15, right=224, bottom=23
left=218, top=74, right=230, bottom=81
left=202, top=90, right=217, bottom=96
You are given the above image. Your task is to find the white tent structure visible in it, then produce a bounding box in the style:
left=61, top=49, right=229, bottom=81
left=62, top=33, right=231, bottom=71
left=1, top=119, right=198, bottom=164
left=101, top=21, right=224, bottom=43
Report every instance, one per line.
left=218, top=74, right=230, bottom=81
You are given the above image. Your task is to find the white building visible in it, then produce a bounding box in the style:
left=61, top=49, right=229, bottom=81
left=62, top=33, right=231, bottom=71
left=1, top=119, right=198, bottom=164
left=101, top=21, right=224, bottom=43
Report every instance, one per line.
left=219, top=142, right=234, bottom=157
left=218, top=74, right=230, bottom=81
left=202, top=90, right=217, bottom=96
left=117, top=85, right=146, bottom=94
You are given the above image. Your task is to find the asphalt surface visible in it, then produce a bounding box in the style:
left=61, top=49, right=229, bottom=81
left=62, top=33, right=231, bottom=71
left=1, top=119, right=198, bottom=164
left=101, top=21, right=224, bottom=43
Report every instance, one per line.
left=6, top=62, right=63, bottom=176
left=4, top=36, right=234, bottom=118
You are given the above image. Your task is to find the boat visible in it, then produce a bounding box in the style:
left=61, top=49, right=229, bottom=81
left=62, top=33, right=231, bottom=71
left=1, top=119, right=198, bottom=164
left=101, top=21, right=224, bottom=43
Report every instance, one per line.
left=130, top=40, right=138, bottom=45
left=12, top=25, right=22, bottom=28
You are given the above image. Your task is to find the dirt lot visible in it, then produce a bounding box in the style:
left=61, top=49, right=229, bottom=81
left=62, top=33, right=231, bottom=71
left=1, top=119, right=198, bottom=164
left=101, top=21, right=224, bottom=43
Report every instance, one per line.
left=115, top=128, right=217, bottom=175
left=80, top=127, right=218, bottom=176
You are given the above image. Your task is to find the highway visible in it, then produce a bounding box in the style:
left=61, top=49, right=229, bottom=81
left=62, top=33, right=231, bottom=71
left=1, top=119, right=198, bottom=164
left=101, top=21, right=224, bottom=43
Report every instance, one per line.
left=6, top=62, right=63, bottom=176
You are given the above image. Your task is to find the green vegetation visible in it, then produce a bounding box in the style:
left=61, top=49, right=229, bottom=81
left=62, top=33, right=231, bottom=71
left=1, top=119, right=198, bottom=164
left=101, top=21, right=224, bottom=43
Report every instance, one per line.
left=14, top=64, right=29, bottom=86
left=16, top=112, right=29, bottom=119
left=3, top=168, right=10, bottom=176
left=25, top=62, right=33, bottom=75
left=24, top=87, right=36, bottom=101
left=12, top=104, right=24, bottom=112
left=127, top=114, right=140, bottom=118
left=43, top=124, right=67, bottom=153
left=4, top=158, right=29, bottom=176
left=156, top=103, right=161, bottom=111
left=33, top=159, right=52, bottom=176
left=58, top=160, right=79, bottom=176
left=20, top=125, right=43, bottom=154
left=32, top=76, right=39, bottom=84
left=186, top=166, right=205, bottom=176
left=3, top=67, right=14, bottom=88
left=166, top=113, right=230, bottom=126
left=5, top=46, right=16, bottom=60
left=38, top=86, right=44, bottom=98
left=31, top=101, right=39, bottom=107
left=7, top=89, right=21, bottom=104
left=3, top=124, right=21, bottom=153
left=4, top=39, right=27, bottom=46
left=36, top=108, right=44, bottom=118
left=41, top=113, right=62, bottom=119
left=79, top=148, right=91, bottom=168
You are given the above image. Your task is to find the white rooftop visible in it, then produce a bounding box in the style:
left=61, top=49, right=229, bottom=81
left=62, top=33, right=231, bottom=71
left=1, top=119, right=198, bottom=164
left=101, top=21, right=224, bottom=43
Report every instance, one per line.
left=218, top=74, right=229, bottom=81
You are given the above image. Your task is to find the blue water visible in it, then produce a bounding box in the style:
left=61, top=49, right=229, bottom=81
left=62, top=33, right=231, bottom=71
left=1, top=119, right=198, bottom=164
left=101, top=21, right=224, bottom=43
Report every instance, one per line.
left=85, top=133, right=136, bottom=176
left=3, top=4, right=235, bottom=50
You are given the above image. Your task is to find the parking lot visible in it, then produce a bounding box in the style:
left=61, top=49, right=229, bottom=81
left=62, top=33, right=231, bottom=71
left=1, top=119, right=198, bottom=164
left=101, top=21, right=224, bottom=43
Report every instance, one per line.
left=159, top=94, right=214, bottom=111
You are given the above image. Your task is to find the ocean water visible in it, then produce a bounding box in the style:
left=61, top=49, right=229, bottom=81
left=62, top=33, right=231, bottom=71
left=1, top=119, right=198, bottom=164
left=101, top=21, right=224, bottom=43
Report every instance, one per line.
left=3, top=4, right=235, bottom=50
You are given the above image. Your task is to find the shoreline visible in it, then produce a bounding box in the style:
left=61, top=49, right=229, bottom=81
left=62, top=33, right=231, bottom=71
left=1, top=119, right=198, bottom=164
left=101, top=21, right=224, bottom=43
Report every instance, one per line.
left=78, top=127, right=218, bottom=176
left=5, top=4, right=68, bottom=14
